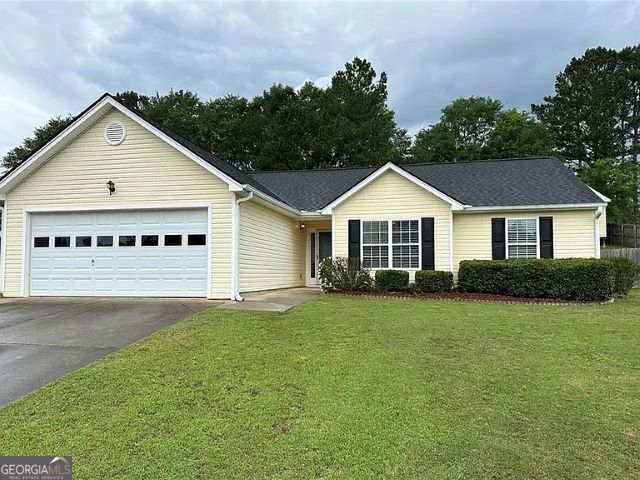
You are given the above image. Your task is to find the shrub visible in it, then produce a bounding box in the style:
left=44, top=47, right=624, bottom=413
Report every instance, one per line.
left=375, top=270, right=410, bottom=292
left=415, top=270, right=454, bottom=293
left=457, top=259, right=614, bottom=302
left=607, top=257, right=640, bottom=296
left=318, top=257, right=373, bottom=292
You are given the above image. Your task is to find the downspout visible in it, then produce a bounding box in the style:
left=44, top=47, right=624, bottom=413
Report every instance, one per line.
left=232, top=190, right=253, bottom=301
left=594, top=206, right=604, bottom=258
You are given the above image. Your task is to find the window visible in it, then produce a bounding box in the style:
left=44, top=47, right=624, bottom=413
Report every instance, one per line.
left=362, top=221, right=389, bottom=268
left=164, top=234, right=182, bottom=246
left=310, top=232, right=316, bottom=278
left=119, top=235, right=136, bottom=247
left=187, top=234, right=206, bottom=246
left=54, top=236, right=71, bottom=248
left=141, top=235, right=159, bottom=247
left=507, top=218, right=537, bottom=259
left=34, top=237, right=49, bottom=248
left=75, top=236, right=92, bottom=248
left=391, top=220, right=419, bottom=268
left=362, top=219, right=421, bottom=269
left=97, top=236, right=113, bottom=247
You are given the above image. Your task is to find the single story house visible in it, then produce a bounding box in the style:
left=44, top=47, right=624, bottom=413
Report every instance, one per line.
left=0, top=94, right=609, bottom=299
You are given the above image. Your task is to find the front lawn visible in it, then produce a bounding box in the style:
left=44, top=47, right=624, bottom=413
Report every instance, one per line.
left=1, top=293, right=640, bottom=478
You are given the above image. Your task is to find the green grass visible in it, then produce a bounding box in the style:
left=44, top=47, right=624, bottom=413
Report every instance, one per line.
left=2, top=293, right=640, bottom=479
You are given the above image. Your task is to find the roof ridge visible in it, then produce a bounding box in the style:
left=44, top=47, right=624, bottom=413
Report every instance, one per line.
left=249, top=164, right=380, bottom=174
left=403, top=157, right=557, bottom=167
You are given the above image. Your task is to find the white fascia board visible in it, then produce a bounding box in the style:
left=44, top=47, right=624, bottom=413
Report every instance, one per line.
left=320, top=162, right=465, bottom=214
left=588, top=186, right=611, bottom=203
left=243, top=186, right=301, bottom=217
left=460, top=203, right=607, bottom=212
left=0, top=95, right=245, bottom=195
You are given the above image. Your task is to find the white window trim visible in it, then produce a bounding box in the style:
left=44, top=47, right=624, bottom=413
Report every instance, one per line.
left=505, top=217, right=540, bottom=260
left=360, top=218, right=422, bottom=270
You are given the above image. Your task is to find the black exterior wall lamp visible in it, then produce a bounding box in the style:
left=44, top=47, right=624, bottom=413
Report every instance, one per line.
left=106, top=180, right=116, bottom=195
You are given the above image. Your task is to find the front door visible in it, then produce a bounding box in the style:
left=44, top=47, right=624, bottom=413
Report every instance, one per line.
left=310, top=230, right=332, bottom=285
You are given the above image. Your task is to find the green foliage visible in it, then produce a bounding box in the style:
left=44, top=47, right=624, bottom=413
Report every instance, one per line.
left=457, top=259, right=615, bottom=301
left=578, top=158, right=639, bottom=222
left=318, top=257, right=373, bottom=292
left=2, top=116, right=74, bottom=170
left=411, top=98, right=552, bottom=163
left=414, top=270, right=454, bottom=293
left=532, top=46, right=640, bottom=166
left=607, top=257, right=640, bottom=296
left=375, top=269, right=410, bottom=292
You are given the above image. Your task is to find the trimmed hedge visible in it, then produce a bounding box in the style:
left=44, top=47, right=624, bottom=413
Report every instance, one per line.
left=607, top=257, right=640, bottom=296
left=375, top=270, right=410, bottom=292
left=457, top=259, right=614, bottom=301
left=415, top=270, right=454, bottom=293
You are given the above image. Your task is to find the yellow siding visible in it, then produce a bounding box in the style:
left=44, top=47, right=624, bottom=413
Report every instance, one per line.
left=239, top=200, right=306, bottom=292
left=452, top=209, right=598, bottom=273
left=599, top=207, right=607, bottom=237
left=332, top=170, right=452, bottom=274
left=3, top=109, right=233, bottom=298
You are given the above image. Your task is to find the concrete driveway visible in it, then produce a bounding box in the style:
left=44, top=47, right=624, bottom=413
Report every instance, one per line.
left=0, top=298, right=216, bottom=407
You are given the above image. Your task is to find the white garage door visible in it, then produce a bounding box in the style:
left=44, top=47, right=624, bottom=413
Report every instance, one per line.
left=30, top=209, right=208, bottom=297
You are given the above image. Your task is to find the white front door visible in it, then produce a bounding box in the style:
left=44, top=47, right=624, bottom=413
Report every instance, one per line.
left=29, top=208, right=208, bottom=297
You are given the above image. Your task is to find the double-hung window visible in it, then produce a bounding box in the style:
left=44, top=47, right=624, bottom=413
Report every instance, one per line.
left=362, top=221, right=389, bottom=268
left=362, top=219, right=421, bottom=269
left=391, top=220, right=420, bottom=268
left=507, top=218, right=537, bottom=259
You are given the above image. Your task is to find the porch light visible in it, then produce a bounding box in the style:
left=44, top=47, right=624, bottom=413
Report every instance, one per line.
left=299, top=223, right=306, bottom=230
left=106, top=180, right=116, bottom=195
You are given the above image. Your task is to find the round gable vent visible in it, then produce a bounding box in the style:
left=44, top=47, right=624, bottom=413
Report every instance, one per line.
left=104, top=121, right=126, bottom=146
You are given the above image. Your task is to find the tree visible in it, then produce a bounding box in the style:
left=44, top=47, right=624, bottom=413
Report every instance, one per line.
left=486, top=109, right=553, bottom=159
left=532, top=47, right=630, bottom=167
left=410, top=98, right=550, bottom=163
left=579, top=158, right=639, bottom=222
left=323, top=57, right=397, bottom=167
left=2, top=115, right=74, bottom=170
left=390, top=128, right=412, bottom=164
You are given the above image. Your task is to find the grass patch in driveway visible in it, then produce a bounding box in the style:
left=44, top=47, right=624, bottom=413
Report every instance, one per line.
left=1, top=293, right=640, bottom=478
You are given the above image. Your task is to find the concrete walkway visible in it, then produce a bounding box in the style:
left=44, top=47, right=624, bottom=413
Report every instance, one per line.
left=217, top=287, right=321, bottom=312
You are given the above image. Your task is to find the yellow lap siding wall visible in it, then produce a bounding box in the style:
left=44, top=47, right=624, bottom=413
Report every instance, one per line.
left=452, top=209, right=599, bottom=274
left=239, top=200, right=306, bottom=292
left=2, top=109, right=233, bottom=298
left=332, top=170, right=452, bottom=275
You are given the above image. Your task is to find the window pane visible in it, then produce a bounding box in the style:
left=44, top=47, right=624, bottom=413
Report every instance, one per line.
left=141, top=235, right=159, bottom=247
left=310, top=232, right=316, bottom=278
left=392, top=220, right=419, bottom=246
left=392, top=244, right=419, bottom=268
left=362, top=245, right=388, bottom=268
left=54, top=236, right=71, bottom=248
left=34, top=237, right=49, bottom=248
left=97, top=236, right=113, bottom=247
left=119, top=235, right=136, bottom=247
left=362, top=221, right=388, bottom=245
left=507, top=218, right=537, bottom=259
left=75, top=236, right=92, bottom=248
left=508, top=245, right=537, bottom=259
left=164, top=234, right=182, bottom=246
left=188, top=234, right=206, bottom=246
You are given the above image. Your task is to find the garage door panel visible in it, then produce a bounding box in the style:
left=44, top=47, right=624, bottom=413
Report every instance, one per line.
left=30, top=209, right=208, bottom=297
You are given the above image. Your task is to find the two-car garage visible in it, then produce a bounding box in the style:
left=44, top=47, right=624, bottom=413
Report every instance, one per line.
left=28, top=208, right=209, bottom=297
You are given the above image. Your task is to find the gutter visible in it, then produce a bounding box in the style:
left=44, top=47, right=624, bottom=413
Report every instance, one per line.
left=231, top=189, right=253, bottom=301
left=594, top=206, right=604, bottom=258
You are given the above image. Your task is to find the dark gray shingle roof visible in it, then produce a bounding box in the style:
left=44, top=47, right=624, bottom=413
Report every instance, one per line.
left=249, top=158, right=603, bottom=211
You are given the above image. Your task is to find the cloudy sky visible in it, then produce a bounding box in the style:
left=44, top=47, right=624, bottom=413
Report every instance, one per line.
left=0, top=1, right=638, bottom=161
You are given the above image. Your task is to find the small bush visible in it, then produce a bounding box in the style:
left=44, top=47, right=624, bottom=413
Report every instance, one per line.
left=457, top=259, right=614, bottom=302
left=607, top=257, right=640, bottom=296
left=375, top=270, right=410, bottom=292
left=318, top=257, right=373, bottom=292
left=415, top=270, right=454, bottom=293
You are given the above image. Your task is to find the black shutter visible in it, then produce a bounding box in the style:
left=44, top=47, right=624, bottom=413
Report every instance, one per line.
left=491, top=218, right=506, bottom=260
left=421, top=217, right=435, bottom=270
left=348, top=220, right=360, bottom=264
left=539, top=217, right=554, bottom=259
